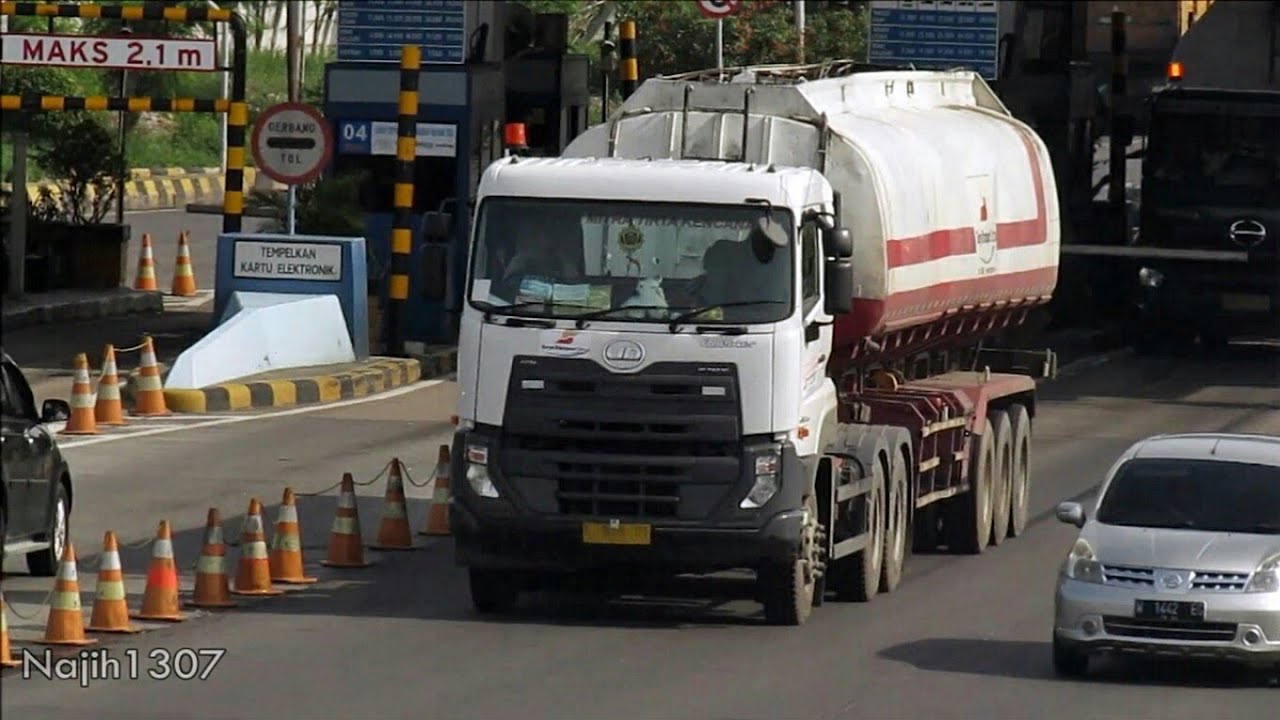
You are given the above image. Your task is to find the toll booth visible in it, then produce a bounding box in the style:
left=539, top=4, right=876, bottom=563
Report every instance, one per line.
left=322, top=1, right=592, bottom=349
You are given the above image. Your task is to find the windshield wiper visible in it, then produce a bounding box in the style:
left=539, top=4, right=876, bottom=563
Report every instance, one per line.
left=472, top=299, right=592, bottom=324
left=667, top=301, right=787, bottom=333
left=573, top=305, right=674, bottom=329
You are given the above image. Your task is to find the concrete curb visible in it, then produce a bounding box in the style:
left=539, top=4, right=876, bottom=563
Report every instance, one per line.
left=162, top=357, right=425, bottom=413
left=0, top=290, right=164, bottom=332
left=2, top=167, right=258, bottom=213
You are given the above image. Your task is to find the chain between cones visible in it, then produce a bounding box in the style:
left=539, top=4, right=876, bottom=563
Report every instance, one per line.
left=4, top=589, right=57, bottom=619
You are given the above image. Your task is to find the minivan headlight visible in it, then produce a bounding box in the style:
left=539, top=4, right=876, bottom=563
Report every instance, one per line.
left=1063, top=539, right=1105, bottom=584
left=1245, top=554, right=1280, bottom=593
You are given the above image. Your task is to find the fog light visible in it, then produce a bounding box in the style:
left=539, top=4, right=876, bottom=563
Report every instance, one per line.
left=741, top=454, right=780, bottom=509
left=465, top=444, right=499, bottom=498
left=1138, top=266, right=1164, bottom=288
left=1082, top=618, right=1101, bottom=636
left=1243, top=629, right=1262, bottom=645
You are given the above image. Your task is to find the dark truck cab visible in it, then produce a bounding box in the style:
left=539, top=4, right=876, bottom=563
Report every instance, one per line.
left=1133, top=86, right=1280, bottom=348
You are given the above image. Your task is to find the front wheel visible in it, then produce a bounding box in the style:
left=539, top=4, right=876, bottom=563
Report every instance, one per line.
left=27, top=483, right=69, bottom=577
left=469, top=568, right=520, bottom=614
left=759, top=495, right=819, bottom=626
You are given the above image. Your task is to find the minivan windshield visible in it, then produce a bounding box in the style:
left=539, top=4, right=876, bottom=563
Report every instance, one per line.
left=467, top=198, right=794, bottom=325
left=1096, top=458, right=1280, bottom=534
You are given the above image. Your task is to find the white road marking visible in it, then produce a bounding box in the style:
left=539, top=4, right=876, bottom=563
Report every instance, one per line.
left=56, top=379, right=445, bottom=450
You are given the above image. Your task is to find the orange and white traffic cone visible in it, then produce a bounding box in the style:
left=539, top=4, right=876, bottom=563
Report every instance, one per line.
left=170, top=230, right=197, bottom=297
left=269, top=487, right=317, bottom=585
left=87, top=531, right=140, bottom=633
left=232, top=498, right=284, bottom=596
left=189, top=508, right=236, bottom=608
left=419, top=444, right=452, bottom=536
left=131, top=336, right=171, bottom=417
left=93, top=344, right=127, bottom=426
left=59, top=353, right=100, bottom=436
left=40, top=542, right=98, bottom=646
left=134, top=232, right=158, bottom=291
left=132, top=520, right=186, bottom=622
left=322, top=473, right=372, bottom=568
left=371, top=459, right=416, bottom=551
left=1, top=590, right=21, bottom=667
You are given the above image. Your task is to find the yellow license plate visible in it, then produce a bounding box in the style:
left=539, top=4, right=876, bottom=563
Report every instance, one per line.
left=1221, top=293, right=1271, bottom=312
left=582, top=521, right=651, bottom=545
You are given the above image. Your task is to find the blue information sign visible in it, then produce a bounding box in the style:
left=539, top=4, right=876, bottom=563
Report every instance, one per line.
left=337, top=0, right=466, bottom=64
left=867, top=1, right=1000, bottom=80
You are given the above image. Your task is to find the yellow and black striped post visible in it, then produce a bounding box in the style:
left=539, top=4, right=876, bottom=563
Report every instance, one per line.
left=388, top=44, right=422, bottom=356
left=619, top=20, right=638, bottom=99
left=0, top=2, right=248, bottom=233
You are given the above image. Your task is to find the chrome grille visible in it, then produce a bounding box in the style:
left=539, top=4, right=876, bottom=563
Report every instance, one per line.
left=1101, top=565, right=1250, bottom=593
left=1102, top=564, right=1154, bottom=587
left=1103, top=617, right=1239, bottom=643
left=1190, top=571, right=1250, bottom=592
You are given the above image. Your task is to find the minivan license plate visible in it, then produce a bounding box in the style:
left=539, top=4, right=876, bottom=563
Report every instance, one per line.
left=1135, top=599, right=1205, bottom=622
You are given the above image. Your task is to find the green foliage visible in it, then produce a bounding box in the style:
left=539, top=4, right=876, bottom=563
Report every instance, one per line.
left=29, top=113, right=125, bottom=225
left=247, top=171, right=368, bottom=238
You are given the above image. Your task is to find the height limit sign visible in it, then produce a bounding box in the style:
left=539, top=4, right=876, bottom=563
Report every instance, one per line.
left=251, top=102, right=334, bottom=185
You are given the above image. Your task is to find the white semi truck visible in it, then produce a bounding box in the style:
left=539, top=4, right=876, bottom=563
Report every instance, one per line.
left=449, top=62, right=1062, bottom=625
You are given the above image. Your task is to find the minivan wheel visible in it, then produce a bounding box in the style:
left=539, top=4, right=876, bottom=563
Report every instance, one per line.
left=27, top=484, right=69, bottom=577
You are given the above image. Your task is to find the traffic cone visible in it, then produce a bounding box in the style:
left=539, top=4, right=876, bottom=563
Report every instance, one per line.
left=132, top=520, right=186, bottom=622
left=232, top=498, right=284, bottom=596
left=189, top=508, right=236, bottom=608
left=419, top=444, right=452, bottom=536
left=94, top=344, right=127, bottom=426
left=269, top=487, right=317, bottom=584
left=371, top=459, right=416, bottom=551
left=87, top=531, right=140, bottom=633
left=1, top=590, right=20, bottom=667
left=39, top=542, right=98, bottom=646
left=132, top=335, right=171, bottom=417
left=322, top=473, right=372, bottom=568
left=170, top=230, right=198, bottom=297
left=59, top=353, right=100, bottom=436
left=134, top=232, right=158, bottom=291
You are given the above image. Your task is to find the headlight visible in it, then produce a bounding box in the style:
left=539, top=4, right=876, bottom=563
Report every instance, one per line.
left=1245, top=554, right=1280, bottom=593
left=465, top=444, right=499, bottom=498
left=1063, top=539, right=1105, bottom=584
left=740, top=451, right=780, bottom=509
left=1138, top=267, right=1164, bottom=288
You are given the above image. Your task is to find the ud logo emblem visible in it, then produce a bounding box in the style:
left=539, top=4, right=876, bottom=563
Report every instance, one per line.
left=602, top=339, right=645, bottom=370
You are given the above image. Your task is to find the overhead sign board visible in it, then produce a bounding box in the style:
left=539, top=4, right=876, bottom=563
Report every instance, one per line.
left=1, top=33, right=216, bottom=72
left=696, top=0, right=742, bottom=20
left=251, top=102, right=334, bottom=186
left=233, top=240, right=344, bottom=282
left=336, top=120, right=458, bottom=158
left=336, top=0, right=466, bottom=64
left=867, top=0, right=1001, bottom=80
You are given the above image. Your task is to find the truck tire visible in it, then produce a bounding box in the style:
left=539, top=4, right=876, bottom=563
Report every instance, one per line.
left=469, top=568, right=520, bottom=614
left=759, top=494, right=819, bottom=625
left=1007, top=404, right=1032, bottom=537
left=947, top=424, right=993, bottom=554
left=988, top=410, right=1013, bottom=547
left=879, top=447, right=909, bottom=594
left=833, top=460, right=885, bottom=602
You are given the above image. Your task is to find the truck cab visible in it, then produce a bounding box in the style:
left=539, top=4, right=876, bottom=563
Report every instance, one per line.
left=450, top=156, right=853, bottom=616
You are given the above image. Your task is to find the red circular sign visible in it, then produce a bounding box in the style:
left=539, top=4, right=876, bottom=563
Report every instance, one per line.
left=697, top=0, right=741, bottom=19
left=250, top=102, right=334, bottom=185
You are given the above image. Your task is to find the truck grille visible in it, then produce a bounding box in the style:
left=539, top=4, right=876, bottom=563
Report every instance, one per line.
left=1101, top=565, right=1250, bottom=592
left=1103, top=617, right=1239, bottom=643
left=500, top=356, right=743, bottom=520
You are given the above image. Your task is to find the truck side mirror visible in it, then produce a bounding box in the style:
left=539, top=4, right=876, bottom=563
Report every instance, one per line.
left=824, top=257, right=853, bottom=316
left=824, top=227, right=853, bottom=259
left=420, top=211, right=451, bottom=302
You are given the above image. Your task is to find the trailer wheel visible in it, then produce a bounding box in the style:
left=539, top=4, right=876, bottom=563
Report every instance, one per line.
left=834, top=460, right=885, bottom=602
left=1007, top=404, right=1032, bottom=537
left=879, top=448, right=909, bottom=593
left=988, top=410, right=1013, bottom=547
left=947, top=424, right=993, bottom=554
left=759, top=494, right=819, bottom=625
left=469, top=568, right=520, bottom=614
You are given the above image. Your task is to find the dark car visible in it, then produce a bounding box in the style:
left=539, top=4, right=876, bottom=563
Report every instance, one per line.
left=1, top=349, right=74, bottom=576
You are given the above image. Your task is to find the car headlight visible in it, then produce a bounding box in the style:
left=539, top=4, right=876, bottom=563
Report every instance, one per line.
left=1063, top=539, right=1105, bottom=584
left=465, top=444, right=499, bottom=498
left=1138, top=266, right=1163, bottom=288
left=740, top=451, right=780, bottom=509
left=1245, top=554, right=1280, bottom=593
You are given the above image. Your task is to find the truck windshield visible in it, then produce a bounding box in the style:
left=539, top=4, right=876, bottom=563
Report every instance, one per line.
left=467, top=198, right=795, bottom=325
left=1096, top=458, right=1280, bottom=534
left=1145, top=107, right=1280, bottom=207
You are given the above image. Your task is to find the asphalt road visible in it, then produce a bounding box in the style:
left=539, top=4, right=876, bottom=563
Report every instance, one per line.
left=125, top=208, right=267, bottom=292
left=2, top=345, right=1278, bottom=719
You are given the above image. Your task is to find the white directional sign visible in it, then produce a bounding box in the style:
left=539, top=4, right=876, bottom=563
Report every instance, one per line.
left=1, top=32, right=216, bottom=72
left=696, top=0, right=741, bottom=19
left=250, top=102, right=334, bottom=185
